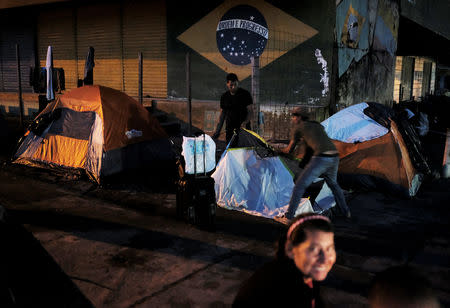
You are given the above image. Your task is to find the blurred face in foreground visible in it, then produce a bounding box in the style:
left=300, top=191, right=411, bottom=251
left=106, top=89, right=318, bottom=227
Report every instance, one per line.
left=287, top=229, right=336, bottom=283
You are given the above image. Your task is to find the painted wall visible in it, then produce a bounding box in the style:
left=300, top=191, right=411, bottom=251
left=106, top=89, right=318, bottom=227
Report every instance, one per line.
left=167, top=0, right=335, bottom=106
left=336, top=0, right=399, bottom=108
left=0, top=0, right=335, bottom=141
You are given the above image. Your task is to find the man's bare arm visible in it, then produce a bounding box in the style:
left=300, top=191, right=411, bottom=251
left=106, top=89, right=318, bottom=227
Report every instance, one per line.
left=280, top=139, right=296, bottom=154
left=212, top=110, right=225, bottom=139
left=241, top=104, right=253, bottom=128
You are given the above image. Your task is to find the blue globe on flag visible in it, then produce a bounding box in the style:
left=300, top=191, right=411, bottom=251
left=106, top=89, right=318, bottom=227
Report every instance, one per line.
left=216, top=5, right=269, bottom=66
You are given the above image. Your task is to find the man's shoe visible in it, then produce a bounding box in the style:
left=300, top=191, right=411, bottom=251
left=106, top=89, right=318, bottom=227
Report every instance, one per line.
left=274, top=214, right=291, bottom=225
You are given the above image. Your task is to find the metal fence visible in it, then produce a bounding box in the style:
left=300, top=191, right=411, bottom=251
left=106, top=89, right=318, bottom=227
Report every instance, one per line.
left=256, top=104, right=329, bottom=142
left=250, top=29, right=332, bottom=141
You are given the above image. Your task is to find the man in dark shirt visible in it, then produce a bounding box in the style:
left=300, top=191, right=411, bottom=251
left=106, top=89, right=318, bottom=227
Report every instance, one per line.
left=212, top=73, right=253, bottom=143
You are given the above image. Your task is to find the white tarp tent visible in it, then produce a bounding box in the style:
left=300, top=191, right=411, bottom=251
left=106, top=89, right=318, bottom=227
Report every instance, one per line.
left=212, top=129, right=335, bottom=219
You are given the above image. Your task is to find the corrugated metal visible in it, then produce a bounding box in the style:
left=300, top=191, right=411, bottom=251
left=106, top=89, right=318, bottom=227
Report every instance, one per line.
left=412, top=57, right=424, bottom=100
left=422, top=61, right=432, bottom=97
left=393, top=56, right=402, bottom=103
left=122, top=0, right=167, bottom=98
left=401, top=56, right=414, bottom=101
left=430, top=62, right=436, bottom=93
left=0, top=10, right=35, bottom=93
left=38, top=7, right=78, bottom=91
left=34, top=1, right=167, bottom=97
left=76, top=3, right=123, bottom=91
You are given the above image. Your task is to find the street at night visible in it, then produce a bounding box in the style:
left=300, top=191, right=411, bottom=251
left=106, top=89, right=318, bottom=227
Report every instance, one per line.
left=1, top=0, right=450, bottom=307
left=1, top=129, right=449, bottom=307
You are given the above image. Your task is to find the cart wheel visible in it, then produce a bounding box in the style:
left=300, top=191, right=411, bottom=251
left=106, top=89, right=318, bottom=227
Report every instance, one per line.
left=175, top=182, right=185, bottom=219
left=210, top=203, right=216, bottom=216
left=188, top=206, right=196, bottom=224
left=175, top=190, right=182, bottom=219
left=206, top=203, right=216, bottom=231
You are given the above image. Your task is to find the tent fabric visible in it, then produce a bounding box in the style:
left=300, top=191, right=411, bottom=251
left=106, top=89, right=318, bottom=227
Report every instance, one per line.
left=363, top=102, right=395, bottom=128
left=212, top=148, right=314, bottom=218
left=212, top=129, right=335, bottom=219
left=34, top=135, right=89, bottom=168
left=47, top=109, right=95, bottom=140
left=41, top=86, right=167, bottom=151
left=101, top=138, right=174, bottom=177
left=322, top=103, right=422, bottom=196
left=321, top=103, right=389, bottom=143
left=228, top=128, right=269, bottom=149
left=14, top=85, right=170, bottom=182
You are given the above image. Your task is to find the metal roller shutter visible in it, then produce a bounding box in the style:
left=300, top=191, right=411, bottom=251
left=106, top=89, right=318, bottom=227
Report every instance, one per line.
left=401, top=56, right=414, bottom=101
left=122, top=0, right=167, bottom=98
left=76, top=3, right=123, bottom=91
left=422, top=61, right=432, bottom=97
left=38, top=7, right=78, bottom=91
left=0, top=10, right=35, bottom=93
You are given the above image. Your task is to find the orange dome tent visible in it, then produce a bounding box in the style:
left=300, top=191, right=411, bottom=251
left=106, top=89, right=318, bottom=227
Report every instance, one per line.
left=14, top=85, right=172, bottom=182
left=321, top=102, right=430, bottom=197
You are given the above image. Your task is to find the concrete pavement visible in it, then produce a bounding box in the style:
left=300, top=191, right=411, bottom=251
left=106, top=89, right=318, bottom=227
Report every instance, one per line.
left=1, top=113, right=450, bottom=307
left=1, top=159, right=450, bottom=307
left=0, top=163, right=280, bottom=307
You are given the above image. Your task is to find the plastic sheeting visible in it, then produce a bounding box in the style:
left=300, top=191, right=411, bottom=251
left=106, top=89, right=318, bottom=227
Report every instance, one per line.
left=321, top=102, right=388, bottom=143
left=212, top=148, right=318, bottom=218
left=45, top=46, right=54, bottom=101
left=182, top=134, right=216, bottom=175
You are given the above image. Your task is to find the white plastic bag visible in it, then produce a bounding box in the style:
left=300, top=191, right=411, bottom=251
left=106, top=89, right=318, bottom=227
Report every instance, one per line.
left=182, top=134, right=216, bottom=174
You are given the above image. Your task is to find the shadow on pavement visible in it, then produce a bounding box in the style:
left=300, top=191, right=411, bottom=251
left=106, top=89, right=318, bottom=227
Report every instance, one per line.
left=5, top=207, right=273, bottom=273
left=0, top=206, right=94, bottom=307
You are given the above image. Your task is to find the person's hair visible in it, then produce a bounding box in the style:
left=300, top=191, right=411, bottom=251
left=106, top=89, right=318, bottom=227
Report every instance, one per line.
left=276, top=212, right=334, bottom=259
left=226, top=73, right=238, bottom=82
left=291, top=106, right=310, bottom=121
left=368, top=265, right=440, bottom=308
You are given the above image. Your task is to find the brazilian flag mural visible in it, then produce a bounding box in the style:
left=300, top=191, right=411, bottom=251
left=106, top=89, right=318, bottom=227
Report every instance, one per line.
left=167, top=0, right=335, bottom=105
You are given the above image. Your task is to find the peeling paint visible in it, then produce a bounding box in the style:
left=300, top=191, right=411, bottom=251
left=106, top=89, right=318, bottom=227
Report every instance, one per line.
left=314, top=49, right=329, bottom=97
left=336, top=0, right=370, bottom=77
